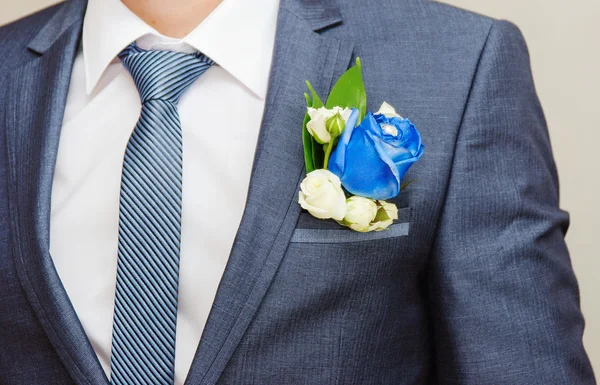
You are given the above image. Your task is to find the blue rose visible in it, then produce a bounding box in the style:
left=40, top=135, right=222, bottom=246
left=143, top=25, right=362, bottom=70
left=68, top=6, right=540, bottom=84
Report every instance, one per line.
left=328, top=105, right=424, bottom=200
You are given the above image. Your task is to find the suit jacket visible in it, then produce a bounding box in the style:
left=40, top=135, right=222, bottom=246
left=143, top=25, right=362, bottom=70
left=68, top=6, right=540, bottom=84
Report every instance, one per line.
left=0, top=0, right=595, bottom=384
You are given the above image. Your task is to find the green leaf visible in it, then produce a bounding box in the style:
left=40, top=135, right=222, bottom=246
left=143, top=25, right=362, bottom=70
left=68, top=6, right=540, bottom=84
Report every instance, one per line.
left=306, top=81, right=324, bottom=108
left=302, top=82, right=325, bottom=173
left=304, top=92, right=311, bottom=106
left=302, top=111, right=315, bottom=173
left=325, top=57, right=367, bottom=120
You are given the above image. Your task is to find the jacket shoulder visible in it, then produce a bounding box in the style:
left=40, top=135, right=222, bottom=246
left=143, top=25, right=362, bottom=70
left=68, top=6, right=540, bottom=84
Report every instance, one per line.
left=336, top=0, right=498, bottom=46
left=0, top=2, right=65, bottom=69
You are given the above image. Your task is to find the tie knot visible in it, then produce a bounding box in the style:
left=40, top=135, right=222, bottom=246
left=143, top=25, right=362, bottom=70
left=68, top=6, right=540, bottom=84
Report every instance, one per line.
left=119, top=42, right=214, bottom=104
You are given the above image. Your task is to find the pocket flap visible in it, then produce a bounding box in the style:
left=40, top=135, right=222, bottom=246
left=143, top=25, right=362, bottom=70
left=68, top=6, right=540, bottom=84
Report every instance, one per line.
left=291, top=207, right=411, bottom=244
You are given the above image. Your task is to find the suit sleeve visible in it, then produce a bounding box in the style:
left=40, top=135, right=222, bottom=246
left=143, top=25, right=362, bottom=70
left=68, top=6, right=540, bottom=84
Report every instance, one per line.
left=429, top=20, right=595, bottom=384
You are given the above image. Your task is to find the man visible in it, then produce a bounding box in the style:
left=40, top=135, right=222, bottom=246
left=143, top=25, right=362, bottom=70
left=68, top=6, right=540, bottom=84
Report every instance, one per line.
left=0, top=0, right=595, bottom=383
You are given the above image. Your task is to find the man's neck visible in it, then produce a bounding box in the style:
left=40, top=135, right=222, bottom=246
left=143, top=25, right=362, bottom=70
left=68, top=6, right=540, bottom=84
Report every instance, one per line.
left=122, top=0, right=223, bottom=38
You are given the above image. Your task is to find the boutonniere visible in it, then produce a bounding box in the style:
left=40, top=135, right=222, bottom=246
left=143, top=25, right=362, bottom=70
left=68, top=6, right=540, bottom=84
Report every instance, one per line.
left=298, top=59, right=425, bottom=232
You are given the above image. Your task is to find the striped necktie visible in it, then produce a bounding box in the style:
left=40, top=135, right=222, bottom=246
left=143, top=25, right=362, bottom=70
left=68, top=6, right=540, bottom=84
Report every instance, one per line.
left=109, top=42, right=214, bottom=385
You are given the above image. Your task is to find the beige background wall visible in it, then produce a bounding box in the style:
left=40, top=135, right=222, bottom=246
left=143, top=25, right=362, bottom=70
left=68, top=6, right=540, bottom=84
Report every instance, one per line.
left=1, top=0, right=598, bottom=375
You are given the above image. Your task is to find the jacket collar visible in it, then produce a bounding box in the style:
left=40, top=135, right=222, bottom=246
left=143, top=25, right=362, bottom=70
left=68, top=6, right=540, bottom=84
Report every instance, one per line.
left=280, top=0, right=343, bottom=31
left=26, top=0, right=87, bottom=55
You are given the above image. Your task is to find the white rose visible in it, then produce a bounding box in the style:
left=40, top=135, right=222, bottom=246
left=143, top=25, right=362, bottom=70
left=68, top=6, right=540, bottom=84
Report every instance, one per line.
left=298, top=170, right=347, bottom=220
left=367, top=200, right=399, bottom=231
left=306, top=106, right=353, bottom=144
left=376, top=102, right=403, bottom=119
left=340, top=196, right=378, bottom=232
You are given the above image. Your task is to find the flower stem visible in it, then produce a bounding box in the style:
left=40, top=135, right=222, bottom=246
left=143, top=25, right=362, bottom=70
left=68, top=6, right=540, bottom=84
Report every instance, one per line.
left=323, top=140, right=335, bottom=169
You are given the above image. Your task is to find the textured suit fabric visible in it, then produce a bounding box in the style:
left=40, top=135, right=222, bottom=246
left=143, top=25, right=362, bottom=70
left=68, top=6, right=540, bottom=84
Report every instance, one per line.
left=0, top=0, right=595, bottom=384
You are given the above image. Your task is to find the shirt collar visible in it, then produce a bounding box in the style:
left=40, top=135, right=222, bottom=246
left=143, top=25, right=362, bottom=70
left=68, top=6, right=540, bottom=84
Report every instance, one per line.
left=82, top=0, right=279, bottom=98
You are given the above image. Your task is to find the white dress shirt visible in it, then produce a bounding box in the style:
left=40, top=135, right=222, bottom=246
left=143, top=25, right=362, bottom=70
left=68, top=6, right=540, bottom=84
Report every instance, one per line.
left=49, top=0, right=279, bottom=383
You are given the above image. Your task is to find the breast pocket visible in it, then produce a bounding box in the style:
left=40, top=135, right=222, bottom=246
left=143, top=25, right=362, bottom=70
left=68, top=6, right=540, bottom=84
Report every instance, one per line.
left=290, top=207, right=412, bottom=244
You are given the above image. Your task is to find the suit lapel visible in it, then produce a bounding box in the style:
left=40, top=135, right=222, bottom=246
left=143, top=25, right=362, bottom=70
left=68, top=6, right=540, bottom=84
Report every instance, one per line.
left=5, top=1, right=108, bottom=384
left=5, top=0, right=351, bottom=384
left=183, top=2, right=353, bottom=384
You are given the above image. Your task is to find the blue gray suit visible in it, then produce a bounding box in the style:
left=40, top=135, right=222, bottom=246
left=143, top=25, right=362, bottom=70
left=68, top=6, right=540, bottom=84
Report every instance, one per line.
left=0, top=0, right=595, bottom=384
